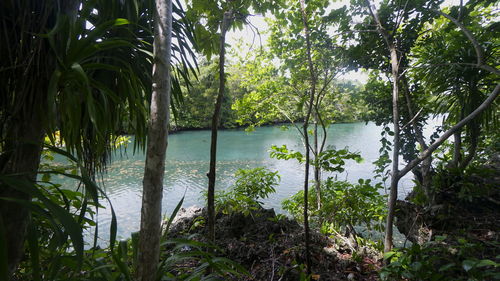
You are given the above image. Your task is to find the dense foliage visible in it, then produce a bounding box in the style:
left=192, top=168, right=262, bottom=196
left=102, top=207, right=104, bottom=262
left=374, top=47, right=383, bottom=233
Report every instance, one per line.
left=1, top=0, right=499, bottom=280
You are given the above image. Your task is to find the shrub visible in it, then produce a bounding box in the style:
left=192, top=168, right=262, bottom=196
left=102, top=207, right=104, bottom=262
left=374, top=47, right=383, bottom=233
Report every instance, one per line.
left=215, top=167, right=280, bottom=216
left=282, top=178, right=386, bottom=238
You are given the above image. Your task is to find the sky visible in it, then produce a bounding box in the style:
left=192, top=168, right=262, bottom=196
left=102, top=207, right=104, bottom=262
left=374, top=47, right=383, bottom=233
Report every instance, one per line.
left=224, top=0, right=467, bottom=84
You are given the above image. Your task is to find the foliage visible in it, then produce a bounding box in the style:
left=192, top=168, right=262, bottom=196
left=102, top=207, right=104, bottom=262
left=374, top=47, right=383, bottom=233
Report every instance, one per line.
left=270, top=144, right=362, bottom=172
left=411, top=1, right=500, bottom=169
left=174, top=60, right=244, bottom=129
left=269, top=145, right=305, bottom=163
left=283, top=178, right=386, bottom=237
left=215, top=167, right=280, bottom=216
left=13, top=195, right=249, bottom=281
left=315, top=148, right=363, bottom=173
left=7, top=146, right=115, bottom=281
left=429, top=163, right=498, bottom=203
left=381, top=237, right=500, bottom=281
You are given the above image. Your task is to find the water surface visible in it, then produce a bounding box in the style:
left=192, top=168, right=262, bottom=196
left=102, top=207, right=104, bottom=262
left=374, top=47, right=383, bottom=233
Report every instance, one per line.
left=53, top=122, right=429, bottom=243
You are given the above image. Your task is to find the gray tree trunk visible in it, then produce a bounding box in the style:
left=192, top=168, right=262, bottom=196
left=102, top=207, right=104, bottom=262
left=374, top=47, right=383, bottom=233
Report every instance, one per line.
left=207, top=11, right=232, bottom=244
left=452, top=131, right=462, bottom=167
left=365, top=0, right=401, bottom=253
left=137, top=0, right=172, bottom=280
left=402, top=77, right=432, bottom=202
left=313, top=119, right=321, bottom=210
left=384, top=44, right=401, bottom=253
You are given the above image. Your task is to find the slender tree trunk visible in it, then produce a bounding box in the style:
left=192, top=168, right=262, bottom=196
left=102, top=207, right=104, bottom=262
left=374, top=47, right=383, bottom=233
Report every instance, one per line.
left=452, top=131, right=462, bottom=167
left=460, top=128, right=479, bottom=170
left=207, top=11, right=232, bottom=244
left=365, top=0, right=401, bottom=253
left=300, top=0, right=314, bottom=274
left=384, top=44, right=401, bottom=253
left=401, top=77, right=432, bottom=202
left=313, top=117, right=321, bottom=210
left=137, top=0, right=172, bottom=280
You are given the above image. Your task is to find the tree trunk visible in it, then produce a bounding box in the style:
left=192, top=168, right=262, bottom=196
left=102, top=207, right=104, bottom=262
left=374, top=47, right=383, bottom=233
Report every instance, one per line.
left=365, top=0, right=401, bottom=253
left=452, top=131, right=462, bottom=167
left=384, top=44, right=401, bottom=253
left=207, top=11, right=232, bottom=244
left=300, top=0, right=314, bottom=274
left=460, top=127, right=479, bottom=170
left=0, top=1, right=79, bottom=277
left=401, top=76, right=432, bottom=202
left=313, top=118, right=321, bottom=210
left=0, top=113, right=45, bottom=278
left=137, top=0, right=172, bottom=280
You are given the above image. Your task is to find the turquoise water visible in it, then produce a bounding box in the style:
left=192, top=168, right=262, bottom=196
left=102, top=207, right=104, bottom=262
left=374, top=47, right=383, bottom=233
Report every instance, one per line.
left=52, top=122, right=428, bottom=243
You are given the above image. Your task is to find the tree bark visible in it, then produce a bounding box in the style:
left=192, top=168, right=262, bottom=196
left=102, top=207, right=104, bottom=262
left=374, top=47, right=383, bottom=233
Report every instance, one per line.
left=137, top=0, right=172, bottom=280
left=0, top=113, right=45, bottom=278
left=313, top=119, right=321, bottom=210
left=384, top=44, right=401, bottom=253
left=401, top=76, right=432, bottom=202
left=452, top=131, right=462, bottom=167
left=207, top=11, right=233, bottom=244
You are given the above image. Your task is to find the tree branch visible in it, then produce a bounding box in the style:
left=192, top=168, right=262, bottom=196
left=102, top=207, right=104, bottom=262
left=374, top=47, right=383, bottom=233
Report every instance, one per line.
left=398, top=82, right=500, bottom=179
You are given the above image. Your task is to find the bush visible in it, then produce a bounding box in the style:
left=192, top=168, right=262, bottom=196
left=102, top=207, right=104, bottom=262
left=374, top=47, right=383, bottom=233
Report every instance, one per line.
left=282, top=178, right=386, bottom=238
left=381, top=236, right=500, bottom=280
left=215, top=167, right=280, bottom=216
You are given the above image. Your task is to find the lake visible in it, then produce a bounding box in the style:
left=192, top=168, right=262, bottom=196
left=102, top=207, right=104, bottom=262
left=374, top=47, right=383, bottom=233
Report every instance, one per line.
left=53, top=122, right=433, bottom=243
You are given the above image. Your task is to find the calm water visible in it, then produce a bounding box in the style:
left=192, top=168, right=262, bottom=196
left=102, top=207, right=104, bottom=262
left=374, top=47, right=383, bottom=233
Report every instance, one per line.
left=52, top=122, right=432, bottom=243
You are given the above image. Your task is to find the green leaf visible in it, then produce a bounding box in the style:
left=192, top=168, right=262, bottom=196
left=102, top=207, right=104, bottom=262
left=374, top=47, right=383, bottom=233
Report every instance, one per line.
left=476, top=259, right=498, bottom=268
left=26, top=222, right=41, bottom=281
left=439, top=263, right=455, bottom=272
left=0, top=176, right=84, bottom=266
left=383, top=251, right=397, bottom=260
left=163, top=195, right=185, bottom=238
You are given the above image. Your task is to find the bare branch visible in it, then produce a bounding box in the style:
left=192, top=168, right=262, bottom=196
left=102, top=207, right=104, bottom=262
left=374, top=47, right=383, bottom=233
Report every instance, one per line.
left=398, top=82, right=500, bottom=179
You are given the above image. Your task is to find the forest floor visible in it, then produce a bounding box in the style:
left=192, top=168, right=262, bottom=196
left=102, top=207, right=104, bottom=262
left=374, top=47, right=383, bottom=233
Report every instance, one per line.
left=168, top=207, right=382, bottom=281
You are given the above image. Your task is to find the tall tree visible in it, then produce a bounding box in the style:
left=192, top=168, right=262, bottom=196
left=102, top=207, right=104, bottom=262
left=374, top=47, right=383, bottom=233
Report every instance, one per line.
left=136, top=0, right=172, bottom=280
left=207, top=9, right=234, bottom=243
left=187, top=0, right=277, bottom=244
left=364, top=0, right=403, bottom=253
left=335, top=0, right=498, bottom=252
left=299, top=0, right=315, bottom=272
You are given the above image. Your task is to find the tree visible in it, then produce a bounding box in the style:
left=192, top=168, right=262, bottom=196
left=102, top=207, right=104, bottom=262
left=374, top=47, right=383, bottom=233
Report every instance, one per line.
left=136, top=0, right=173, bottom=280
left=174, top=59, right=242, bottom=129
left=186, top=0, right=277, bottom=244
left=0, top=0, right=196, bottom=278
left=334, top=0, right=499, bottom=253
left=412, top=2, right=500, bottom=170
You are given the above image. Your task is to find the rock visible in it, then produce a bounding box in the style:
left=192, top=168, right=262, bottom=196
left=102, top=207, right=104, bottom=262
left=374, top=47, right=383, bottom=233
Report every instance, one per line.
left=168, top=206, right=204, bottom=235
